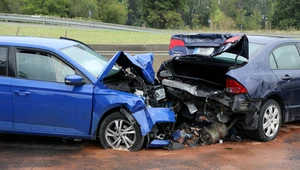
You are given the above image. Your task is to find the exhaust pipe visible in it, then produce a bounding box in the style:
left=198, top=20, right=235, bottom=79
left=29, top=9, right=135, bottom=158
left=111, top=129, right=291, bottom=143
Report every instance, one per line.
left=201, top=122, right=228, bottom=145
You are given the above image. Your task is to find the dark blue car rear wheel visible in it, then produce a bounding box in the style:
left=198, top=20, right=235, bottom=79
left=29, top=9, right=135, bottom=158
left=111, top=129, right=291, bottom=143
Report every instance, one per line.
left=99, top=111, right=144, bottom=151
left=253, top=99, right=282, bottom=142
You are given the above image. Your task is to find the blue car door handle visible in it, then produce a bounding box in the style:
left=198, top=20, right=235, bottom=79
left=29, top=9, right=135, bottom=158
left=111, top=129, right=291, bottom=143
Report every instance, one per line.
left=14, top=90, right=31, bottom=96
left=281, top=75, right=292, bottom=81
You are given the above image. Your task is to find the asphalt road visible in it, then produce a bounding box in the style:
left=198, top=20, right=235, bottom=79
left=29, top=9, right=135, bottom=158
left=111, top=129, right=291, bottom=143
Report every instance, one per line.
left=0, top=121, right=300, bottom=170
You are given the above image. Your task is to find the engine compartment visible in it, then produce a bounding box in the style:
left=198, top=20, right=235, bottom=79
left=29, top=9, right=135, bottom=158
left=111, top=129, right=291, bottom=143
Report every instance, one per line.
left=104, top=69, right=165, bottom=107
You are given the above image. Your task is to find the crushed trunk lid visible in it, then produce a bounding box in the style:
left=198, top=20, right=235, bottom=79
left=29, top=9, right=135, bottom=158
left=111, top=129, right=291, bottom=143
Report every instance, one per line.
left=170, top=33, right=249, bottom=60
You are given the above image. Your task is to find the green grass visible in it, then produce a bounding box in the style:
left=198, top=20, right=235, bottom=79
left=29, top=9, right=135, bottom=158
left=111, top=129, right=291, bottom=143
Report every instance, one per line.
left=0, top=24, right=172, bottom=44
left=1, top=23, right=299, bottom=45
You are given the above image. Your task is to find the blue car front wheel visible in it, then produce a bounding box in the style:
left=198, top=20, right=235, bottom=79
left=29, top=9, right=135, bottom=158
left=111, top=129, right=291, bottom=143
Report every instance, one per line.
left=99, top=111, right=144, bottom=151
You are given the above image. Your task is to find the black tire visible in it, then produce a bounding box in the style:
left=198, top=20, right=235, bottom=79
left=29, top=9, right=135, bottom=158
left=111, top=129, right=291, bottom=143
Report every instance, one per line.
left=98, top=111, right=144, bottom=151
left=252, top=99, right=282, bottom=142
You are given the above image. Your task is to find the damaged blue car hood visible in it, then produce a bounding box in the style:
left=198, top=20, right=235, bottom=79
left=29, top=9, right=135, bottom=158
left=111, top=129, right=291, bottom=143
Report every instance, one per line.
left=98, top=51, right=155, bottom=84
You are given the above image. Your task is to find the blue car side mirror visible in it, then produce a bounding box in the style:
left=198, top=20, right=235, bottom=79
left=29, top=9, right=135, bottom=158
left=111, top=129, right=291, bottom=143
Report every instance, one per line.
left=65, top=75, right=85, bottom=86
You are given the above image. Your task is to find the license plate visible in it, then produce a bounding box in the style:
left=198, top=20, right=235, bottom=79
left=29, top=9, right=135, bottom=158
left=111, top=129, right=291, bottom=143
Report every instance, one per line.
left=193, top=47, right=214, bottom=56
left=155, top=88, right=166, bottom=101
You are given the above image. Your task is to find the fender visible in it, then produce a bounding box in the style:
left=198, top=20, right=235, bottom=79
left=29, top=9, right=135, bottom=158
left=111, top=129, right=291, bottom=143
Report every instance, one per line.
left=90, top=85, right=176, bottom=136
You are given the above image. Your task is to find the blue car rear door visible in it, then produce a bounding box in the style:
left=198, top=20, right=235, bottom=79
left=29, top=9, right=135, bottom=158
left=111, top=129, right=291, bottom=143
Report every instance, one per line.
left=10, top=47, right=93, bottom=136
left=0, top=46, right=13, bottom=130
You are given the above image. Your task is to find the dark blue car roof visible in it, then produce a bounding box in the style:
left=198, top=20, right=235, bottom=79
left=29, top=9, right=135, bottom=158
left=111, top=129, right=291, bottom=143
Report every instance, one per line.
left=247, top=35, right=299, bottom=44
left=0, top=36, right=78, bottom=49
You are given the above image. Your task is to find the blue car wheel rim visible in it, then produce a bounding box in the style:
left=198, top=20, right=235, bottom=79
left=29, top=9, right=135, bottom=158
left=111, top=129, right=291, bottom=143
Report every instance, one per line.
left=263, top=105, right=280, bottom=138
left=105, top=119, right=137, bottom=149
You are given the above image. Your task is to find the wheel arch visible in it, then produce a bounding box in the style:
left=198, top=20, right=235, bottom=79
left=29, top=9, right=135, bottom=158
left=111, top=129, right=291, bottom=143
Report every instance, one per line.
left=93, top=104, right=175, bottom=140
left=264, top=94, right=286, bottom=122
left=94, top=106, right=131, bottom=140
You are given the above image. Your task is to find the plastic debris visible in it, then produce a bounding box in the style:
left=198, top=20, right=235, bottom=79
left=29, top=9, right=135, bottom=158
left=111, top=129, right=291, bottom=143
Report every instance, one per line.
left=163, top=142, right=185, bottom=150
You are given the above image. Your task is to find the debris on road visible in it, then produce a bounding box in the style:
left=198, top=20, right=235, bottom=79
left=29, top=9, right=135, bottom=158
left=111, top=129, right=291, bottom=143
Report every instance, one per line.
left=160, top=117, right=246, bottom=150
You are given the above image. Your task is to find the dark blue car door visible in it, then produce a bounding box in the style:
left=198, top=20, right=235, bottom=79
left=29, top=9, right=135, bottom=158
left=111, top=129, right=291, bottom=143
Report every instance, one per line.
left=0, top=46, right=13, bottom=129
left=10, top=48, right=93, bottom=136
left=270, top=43, right=300, bottom=121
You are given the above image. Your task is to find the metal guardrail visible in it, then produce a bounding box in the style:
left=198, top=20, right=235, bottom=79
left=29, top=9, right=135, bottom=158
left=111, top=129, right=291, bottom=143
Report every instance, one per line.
left=0, top=13, right=177, bottom=34
left=96, top=50, right=168, bottom=57
left=1, top=13, right=300, bottom=39
left=89, top=44, right=169, bottom=57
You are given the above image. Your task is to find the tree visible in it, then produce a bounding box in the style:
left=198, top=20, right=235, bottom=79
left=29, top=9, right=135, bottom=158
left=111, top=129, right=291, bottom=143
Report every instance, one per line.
left=21, top=0, right=69, bottom=17
left=69, top=0, right=98, bottom=19
left=219, top=0, right=239, bottom=19
left=180, top=0, right=210, bottom=29
left=210, top=6, right=224, bottom=28
left=244, top=9, right=262, bottom=30
left=273, top=0, right=300, bottom=29
left=219, top=0, right=267, bottom=30
left=140, top=0, right=185, bottom=29
left=164, top=11, right=184, bottom=29
left=127, top=0, right=142, bottom=26
left=0, top=0, right=23, bottom=13
left=98, top=0, right=128, bottom=24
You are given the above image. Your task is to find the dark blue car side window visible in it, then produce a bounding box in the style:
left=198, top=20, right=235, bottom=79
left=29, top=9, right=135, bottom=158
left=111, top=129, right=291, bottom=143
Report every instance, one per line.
left=271, top=45, right=300, bottom=70
left=0, top=47, right=8, bottom=76
left=16, top=49, right=75, bottom=83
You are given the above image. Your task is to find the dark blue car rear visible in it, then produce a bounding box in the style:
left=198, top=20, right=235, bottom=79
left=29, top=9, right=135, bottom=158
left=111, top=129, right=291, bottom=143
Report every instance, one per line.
left=159, top=33, right=300, bottom=142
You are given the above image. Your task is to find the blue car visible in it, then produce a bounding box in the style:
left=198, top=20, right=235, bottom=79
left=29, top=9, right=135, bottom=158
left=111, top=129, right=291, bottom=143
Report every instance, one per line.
left=158, top=34, right=300, bottom=142
left=0, top=36, right=175, bottom=151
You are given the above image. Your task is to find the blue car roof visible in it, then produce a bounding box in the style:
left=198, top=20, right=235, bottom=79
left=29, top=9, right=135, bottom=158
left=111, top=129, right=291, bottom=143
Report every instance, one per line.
left=0, top=36, right=78, bottom=49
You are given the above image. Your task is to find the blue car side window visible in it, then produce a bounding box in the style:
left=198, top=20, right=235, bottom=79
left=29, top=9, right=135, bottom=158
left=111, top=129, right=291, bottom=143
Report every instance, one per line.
left=16, top=49, right=75, bottom=83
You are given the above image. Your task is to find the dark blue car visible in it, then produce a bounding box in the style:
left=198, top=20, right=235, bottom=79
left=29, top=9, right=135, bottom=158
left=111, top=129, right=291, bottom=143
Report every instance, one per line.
left=0, top=36, right=175, bottom=151
left=158, top=34, right=300, bottom=142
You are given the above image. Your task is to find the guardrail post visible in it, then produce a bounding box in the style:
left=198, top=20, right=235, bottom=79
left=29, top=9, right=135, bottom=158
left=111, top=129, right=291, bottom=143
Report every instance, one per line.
left=16, top=27, right=20, bottom=36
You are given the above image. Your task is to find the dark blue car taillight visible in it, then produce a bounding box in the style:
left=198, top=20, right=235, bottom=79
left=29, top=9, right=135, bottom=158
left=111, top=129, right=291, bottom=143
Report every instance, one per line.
left=169, top=38, right=185, bottom=50
left=226, top=78, right=247, bottom=94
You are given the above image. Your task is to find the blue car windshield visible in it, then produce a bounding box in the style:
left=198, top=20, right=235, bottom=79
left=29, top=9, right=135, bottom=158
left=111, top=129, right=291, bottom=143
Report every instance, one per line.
left=61, top=44, right=120, bottom=78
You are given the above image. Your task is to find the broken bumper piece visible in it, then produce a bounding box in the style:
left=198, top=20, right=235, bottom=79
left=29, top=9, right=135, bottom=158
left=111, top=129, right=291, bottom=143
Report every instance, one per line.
left=147, top=139, right=170, bottom=147
left=162, top=79, right=232, bottom=106
left=132, top=107, right=175, bottom=148
left=132, top=107, right=175, bottom=134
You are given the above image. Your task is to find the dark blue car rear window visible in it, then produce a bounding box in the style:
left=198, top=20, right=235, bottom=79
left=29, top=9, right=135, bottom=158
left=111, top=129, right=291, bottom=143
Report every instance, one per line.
left=249, top=43, right=264, bottom=56
left=212, top=43, right=263, bottom=64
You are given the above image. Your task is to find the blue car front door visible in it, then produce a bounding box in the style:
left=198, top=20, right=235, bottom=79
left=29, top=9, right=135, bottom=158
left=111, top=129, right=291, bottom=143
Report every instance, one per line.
left=11, top=48, right=93, bottom=136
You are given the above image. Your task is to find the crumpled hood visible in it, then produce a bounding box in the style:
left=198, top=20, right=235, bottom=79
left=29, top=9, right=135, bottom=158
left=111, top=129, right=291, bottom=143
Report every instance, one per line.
left=98, top=51, right=155, bottom=84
